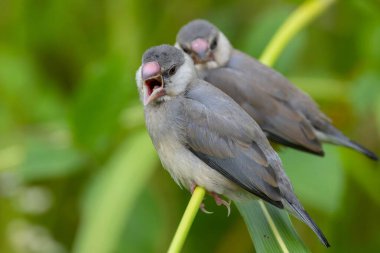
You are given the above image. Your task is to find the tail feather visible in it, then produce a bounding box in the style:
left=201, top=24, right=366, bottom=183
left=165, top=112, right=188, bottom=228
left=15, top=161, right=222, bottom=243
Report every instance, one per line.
left=284, top=201, right=330, bottom=247
left=343, top=139, right=378, bottom=161
left=316, top=129, right=378, bottom=161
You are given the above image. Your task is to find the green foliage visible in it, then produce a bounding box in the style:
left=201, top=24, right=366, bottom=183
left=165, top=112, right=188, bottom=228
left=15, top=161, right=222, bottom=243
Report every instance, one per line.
left=73, top=131, right=158, bottom=253
left=20, top=138, right=86, bottom=181
left=236, top=200, right=309, bottom=253
left=0, top=0, right=379, bottom=253
left=281, top=146, right=344, bottom=214
left=70, top=58, right=129, bottom=153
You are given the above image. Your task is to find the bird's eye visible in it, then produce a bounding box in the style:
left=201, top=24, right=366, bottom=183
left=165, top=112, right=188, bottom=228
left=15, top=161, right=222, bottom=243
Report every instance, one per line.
left=168, top=65, right=177, bottom=76
left=182, top=47, right=191, bottom=54
left=210, top=38, right=218, bottom=50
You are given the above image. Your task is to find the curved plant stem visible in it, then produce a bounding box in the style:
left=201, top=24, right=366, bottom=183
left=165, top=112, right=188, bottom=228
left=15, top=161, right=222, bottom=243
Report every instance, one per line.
left=260, top=0, right=335, bottom=66
left=168, top=0, right=335, bottom=252
left=168, top=187, right=206, bottom=253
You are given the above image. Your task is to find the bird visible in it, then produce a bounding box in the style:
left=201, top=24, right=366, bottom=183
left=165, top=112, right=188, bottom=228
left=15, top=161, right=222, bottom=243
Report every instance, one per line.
left=175, top=19, right=378, bottom=161
left=136, top=44, right=330, bottom=247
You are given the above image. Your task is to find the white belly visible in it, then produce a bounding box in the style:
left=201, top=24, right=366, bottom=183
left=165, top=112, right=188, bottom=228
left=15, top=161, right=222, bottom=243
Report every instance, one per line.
left=144, top=101, right=249, bottom=200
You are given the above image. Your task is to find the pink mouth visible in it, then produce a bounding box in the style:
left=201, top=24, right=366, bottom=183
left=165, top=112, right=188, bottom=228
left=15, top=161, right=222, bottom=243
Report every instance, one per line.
left=142, top=61, right=165, bottom=105
left=143, top=74, right=164, bottom=105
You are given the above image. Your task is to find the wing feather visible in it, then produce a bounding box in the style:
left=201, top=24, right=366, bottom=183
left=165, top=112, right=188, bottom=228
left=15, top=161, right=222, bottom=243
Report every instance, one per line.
left=204, top=65, right=323, bottom=155
left=183, top=82, right=284, bottom=208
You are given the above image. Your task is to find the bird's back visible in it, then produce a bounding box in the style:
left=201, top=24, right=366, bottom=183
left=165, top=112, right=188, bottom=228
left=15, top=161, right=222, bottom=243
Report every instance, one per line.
left=228, top=50, right=332, bottom=128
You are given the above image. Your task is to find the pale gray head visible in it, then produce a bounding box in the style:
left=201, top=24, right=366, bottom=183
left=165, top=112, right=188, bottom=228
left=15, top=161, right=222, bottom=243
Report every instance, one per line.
left=136, top=44, right=196, bottom=106
left=176, top=19, right=232, bottom=68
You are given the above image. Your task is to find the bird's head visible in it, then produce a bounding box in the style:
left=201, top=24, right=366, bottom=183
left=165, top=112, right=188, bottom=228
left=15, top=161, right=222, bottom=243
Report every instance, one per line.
left=136, top=45, right=196, bottom=106
left=176, top=19, right=232, bottom=69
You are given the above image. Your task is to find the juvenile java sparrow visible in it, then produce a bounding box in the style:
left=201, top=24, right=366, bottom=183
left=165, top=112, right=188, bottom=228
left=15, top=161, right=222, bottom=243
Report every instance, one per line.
left=136, top=45, right=329, bottom=247
left=176, top=19, right=378, bottom=160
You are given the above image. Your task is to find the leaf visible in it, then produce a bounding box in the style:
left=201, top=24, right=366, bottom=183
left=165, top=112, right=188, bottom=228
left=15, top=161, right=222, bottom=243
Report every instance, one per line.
left=19, top=137, right=86, bottom=182
left=72, top=131, right=158, bottom=253
left=235, top=200, right=309, bottom=253
left=117, top=190, right=164, bottom=253
left=70, top=58, right=130, bottom=153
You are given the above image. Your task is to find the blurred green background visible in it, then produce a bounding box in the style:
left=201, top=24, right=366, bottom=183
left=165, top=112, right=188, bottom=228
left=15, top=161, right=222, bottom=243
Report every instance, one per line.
left=1, top=0, right=380, bottom=252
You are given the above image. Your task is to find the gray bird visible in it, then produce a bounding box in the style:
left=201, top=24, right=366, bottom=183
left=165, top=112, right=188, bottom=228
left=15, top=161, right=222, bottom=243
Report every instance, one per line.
left=136, top=44, right=330, bottom=247
left=176, top=19, right=378, bottom=160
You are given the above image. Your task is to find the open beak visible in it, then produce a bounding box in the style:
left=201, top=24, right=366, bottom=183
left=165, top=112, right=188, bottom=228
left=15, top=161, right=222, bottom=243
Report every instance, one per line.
left=142, top=61, right=165, bottom=105
left=191, top=38, right=213, bottom=63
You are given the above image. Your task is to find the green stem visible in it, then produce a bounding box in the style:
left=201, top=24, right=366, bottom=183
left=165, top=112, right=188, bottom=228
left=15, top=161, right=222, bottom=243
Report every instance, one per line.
left=167, top=0, right=335, bottom=252
left=260, top=0, right=335, bottom=66
left=168, top=187, right=206, bottom=253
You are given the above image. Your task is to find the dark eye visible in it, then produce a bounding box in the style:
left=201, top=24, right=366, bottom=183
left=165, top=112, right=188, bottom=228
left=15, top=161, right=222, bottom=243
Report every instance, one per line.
left=168, top=65, right=177, bottom=76
left=210, top=38, right=218, bottom=50
left=182, top=47, right=191, bottom=54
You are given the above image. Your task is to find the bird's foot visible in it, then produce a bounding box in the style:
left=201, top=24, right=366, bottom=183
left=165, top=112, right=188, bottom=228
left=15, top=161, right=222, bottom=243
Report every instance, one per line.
left=200, top=203, right=213, bottom=214
left=210, top=192, right=231, bottom=216
left=190, top=184, right=197, bottom=194
left=190, top=185, right=231, bottom=215
left=190, top=184, right=213, bottom=214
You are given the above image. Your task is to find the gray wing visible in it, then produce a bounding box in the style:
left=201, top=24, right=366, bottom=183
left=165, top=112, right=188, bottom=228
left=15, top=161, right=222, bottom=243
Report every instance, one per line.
left=224, top=51, right=378, bottom=160
left=228, top=50, right=332, bottom=129
left=204, top=66, right=323, bottom=155
left=183, top=81, right=284, bottom=208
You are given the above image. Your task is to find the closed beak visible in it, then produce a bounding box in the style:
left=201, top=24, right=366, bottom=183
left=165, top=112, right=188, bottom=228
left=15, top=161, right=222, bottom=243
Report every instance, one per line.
left=191, top=38, right=211, bottom=62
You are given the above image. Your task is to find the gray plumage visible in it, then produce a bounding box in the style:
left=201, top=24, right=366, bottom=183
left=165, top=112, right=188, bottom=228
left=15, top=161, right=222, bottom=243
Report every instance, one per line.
left=176, top=19, right=378, bottom=160
left=136, top=45, right=329, bottom=247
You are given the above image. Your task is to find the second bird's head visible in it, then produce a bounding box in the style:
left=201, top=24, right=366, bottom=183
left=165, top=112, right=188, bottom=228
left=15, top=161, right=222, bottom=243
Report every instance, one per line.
left=136, top=45, right=196, bottom=106
left=176, top=19, right=232, bottom=68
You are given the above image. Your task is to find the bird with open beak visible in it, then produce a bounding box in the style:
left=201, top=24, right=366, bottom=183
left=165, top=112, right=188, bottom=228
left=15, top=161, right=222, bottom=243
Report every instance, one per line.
left=136, top=44, right=330, bottom=247
left=176, top=19, right=378, bottom=161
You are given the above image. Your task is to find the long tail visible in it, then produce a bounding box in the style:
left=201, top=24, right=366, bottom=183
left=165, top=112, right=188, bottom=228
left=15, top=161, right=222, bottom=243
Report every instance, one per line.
left=338, top=138, right=378, bottom=161
left=284, top=201, right=330, bottom=247
left=315, top=127, right=378, bottom=161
